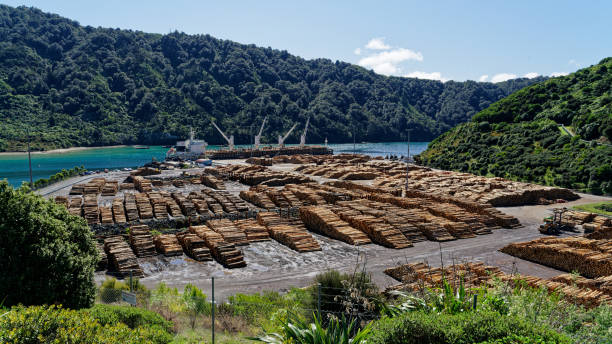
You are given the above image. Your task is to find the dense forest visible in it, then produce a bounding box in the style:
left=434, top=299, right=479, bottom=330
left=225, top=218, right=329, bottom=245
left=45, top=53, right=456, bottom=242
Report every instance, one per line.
left=0, top=5, right=544, bottom=151
left=418, top=58, right=612, bottom=194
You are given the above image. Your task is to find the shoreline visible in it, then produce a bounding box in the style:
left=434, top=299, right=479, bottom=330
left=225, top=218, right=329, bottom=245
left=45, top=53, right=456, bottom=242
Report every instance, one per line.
left=0, top=145, right=129, bottom=156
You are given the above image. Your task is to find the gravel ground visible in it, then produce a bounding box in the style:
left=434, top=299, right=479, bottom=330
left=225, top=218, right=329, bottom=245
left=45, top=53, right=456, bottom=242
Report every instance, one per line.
left=38, top=161, right=612, bottom=300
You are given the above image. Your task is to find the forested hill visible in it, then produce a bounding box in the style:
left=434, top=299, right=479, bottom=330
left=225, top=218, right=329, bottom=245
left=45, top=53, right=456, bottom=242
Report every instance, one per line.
left=418, top=58, right=612, bottom=194
left=0, top=5, right=544, bottom=151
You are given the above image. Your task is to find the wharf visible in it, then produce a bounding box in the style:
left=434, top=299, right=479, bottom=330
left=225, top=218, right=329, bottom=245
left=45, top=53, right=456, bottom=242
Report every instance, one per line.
left=205, top=146, right=332, bottom=160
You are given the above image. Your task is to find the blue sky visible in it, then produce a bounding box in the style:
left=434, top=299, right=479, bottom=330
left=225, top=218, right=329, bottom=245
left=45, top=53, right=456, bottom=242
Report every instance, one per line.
left=3, top=0, right=611, bottom=82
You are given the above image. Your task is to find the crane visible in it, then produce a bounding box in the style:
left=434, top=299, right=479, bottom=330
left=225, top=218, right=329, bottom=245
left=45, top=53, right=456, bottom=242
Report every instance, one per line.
left=211, top=121, right=234, bottom=151
left=254, top=116, right=267, bottom=150
left=299, top=117, right=310, bottom=147
left=278, top=123, right=298, bottom=147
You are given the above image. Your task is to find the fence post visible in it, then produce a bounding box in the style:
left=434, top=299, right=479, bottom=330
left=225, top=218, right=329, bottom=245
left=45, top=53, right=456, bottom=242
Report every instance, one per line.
left=473, top=294, right=477, bottom=310
left=211, top=277, right=215, bottom=344
left=317, top=283, right=321, bottom=317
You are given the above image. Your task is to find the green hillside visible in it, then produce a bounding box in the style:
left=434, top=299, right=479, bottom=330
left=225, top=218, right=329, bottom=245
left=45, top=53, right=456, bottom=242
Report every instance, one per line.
left=0, top=5, right=543, bottom=151
left=418, top=58, right=612, bottom=194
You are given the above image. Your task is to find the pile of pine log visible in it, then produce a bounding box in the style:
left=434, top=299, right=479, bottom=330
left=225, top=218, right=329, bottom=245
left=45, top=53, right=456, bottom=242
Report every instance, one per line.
left=257, top=212, right=321, bottom=252
left=65, top=197, right=81, bottom=216
left=83, top=195, right=99, bottom=224
left=104, top=236, right=143, bottom=278
left=101, top=181, right=119, bottom=196
left=99, top=206, right=113, bottom=224
left=131, top=167, right=161, bottom=176
left=172, top=193, right=196, bottom=216
left=153, top=234, right=183, bottom=257
left=135, top=193, right=153, bottom=219
left=234, top=219, right=271, bottom=242
left=284, top=184, right=325, bottom=205
left=86, top=178, right=107, bottom=194
left=112, top=198, right=127, bottom=223
left=128, top=224, right=156, bottom=257
left=96, top=242, right=107, bottom=271
left=177, top=232, right=213, bottom=261
left=207, top=219, right=249, bottom=246
left=69, top=184, right=85, bottom=195
left=299, top=206, right=371, bottom=246
left=333, top=205, right=412, bottom=249
left=124, top=193, right=139, bottom=222
left=54, top=196, right=69, bottom=208
left=163, top=193, right=183, bottom=218
left=239, top=189, right=276, bottom=209
left=201, top=175, right=226, bottom=190
left=133, top=176, right=153, bottom=192
left=148, top=192, right=168, bottom=219
left=189, top=225, right=246, bottom=268
left=500, top=237, right=612, bottom=278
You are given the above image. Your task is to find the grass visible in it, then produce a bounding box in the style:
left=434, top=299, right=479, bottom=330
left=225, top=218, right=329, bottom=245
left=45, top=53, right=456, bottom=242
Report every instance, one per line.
left=573, top=201, right=612, bottom=216
left=171, top=328, right=252, bottom=344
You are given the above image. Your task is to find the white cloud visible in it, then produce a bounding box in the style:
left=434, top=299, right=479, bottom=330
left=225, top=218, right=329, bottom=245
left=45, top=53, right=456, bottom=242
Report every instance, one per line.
left=478, top=75, right=489, bottom=82
left=358, top=48, right=423, bottom=75
left=404, top=71, right=448, bottom=82
left=550, top=72, right=569, bottom=77
left=490, top=73, right=517, bottom=83
left=365, top=37, right=390, bottom=50
left=523, top=72, right=539, bottom=79
left=354, top=48, right=361, bottom=55
left=568, top=59, right=581, bottom=67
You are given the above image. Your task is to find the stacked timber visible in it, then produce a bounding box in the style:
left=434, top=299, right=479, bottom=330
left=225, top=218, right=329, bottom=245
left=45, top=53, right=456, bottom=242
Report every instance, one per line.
left=207, top=191, right=238, bottom=214
left=285, top=184, right=326, bottom=205
left=172, top=179, right=185, bottom=188
left=176, top=232, right=213, bottom=261
left=85, top=178, right=106, bottom=194
left=133, top=176, right=153, bottom=192
left=153, top=234, right=183, bottom=256
left=226, top=193, right=250, bottom=212
left=207, top=219, right=249, bottom=246
left=234, top=219, right=271, bottom=242
left=120, top=183, right=134, bottom=190
left=148, top=192, right=168, bottom=219
left=70, top=184, right=85, bottom=195
left=163, top=193, right=183, bottom=218
left=68, top=197, right=82, bottom=216
left=124, top=193, right=139, bottom=222
left=500, top=237, right=612, bottom=278
left=104, top=236, right=143, bottom=278
left=442, top=222, right=476, bottom=239
left=192, top=199, right=211, bottom=216
left=416, top=223, right=455, bottom=242
left=189, top=225, right=246, bottom=268
left=96, top=242, right=107, bottom=271
left=172, top=193, right=196, bottom=216
left=101, top=181, right=119, bottom=196
left=54, top=196, right=69, bottom=208
left=131, top=167, right=160, bottom=176
left=128, top=224, right=156, bottom=257
left=83, top=195, right=99, bottom=224
left=201, top=175, right=226, bottom=190
left=299, top=206, right=371, bottom=246
left=99, top=206, right=113, bottom=224
left=112, top=198, right=127, bottom=223
left=334, top=206, right=412, bottom=249
left=134, top=193, right=153, bottom=219
left=257, top=212, right=321, bottom=252
left=239, top=189, right=276, bottom=209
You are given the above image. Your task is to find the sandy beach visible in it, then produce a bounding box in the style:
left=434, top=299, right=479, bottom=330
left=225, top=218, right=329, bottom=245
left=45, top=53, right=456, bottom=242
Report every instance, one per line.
left=0, top=145, right=129, bottom=156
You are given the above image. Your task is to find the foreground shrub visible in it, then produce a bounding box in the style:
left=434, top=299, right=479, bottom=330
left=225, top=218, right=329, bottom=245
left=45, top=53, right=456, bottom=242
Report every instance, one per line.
left=0, top=305, right=172, bottom=344
left=85, top=304, right=173, bottom=333
left=0, top=182, right=98, bottom=308
left=366, top=310, right=570, bottom=344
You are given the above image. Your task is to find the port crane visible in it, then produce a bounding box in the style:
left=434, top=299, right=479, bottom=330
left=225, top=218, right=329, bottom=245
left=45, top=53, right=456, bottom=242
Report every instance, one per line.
left=211, top=121, right=234, bottom=151
left=277, top=123, right=298, bottom=147
left=254, top=116, right=267, bottom=150
left=299, top=117, right=310, bottom=148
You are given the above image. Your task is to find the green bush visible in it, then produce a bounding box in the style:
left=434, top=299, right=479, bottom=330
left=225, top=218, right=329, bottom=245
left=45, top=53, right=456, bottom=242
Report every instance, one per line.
left=367, top=310, right=570, bottom=344
left=0, top=181, right=98, bottom=308
left=0, top=305, right=172, bottom=344
left=85, top=304, right=173, bottom=333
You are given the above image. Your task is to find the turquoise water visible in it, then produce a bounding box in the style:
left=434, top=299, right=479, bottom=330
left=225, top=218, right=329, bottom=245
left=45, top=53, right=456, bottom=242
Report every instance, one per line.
left=0, top=142, right=428, bottom=187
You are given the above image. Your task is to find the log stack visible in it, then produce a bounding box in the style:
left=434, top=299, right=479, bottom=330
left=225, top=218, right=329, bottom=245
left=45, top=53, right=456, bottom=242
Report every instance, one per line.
left=83, top=195, right=99, bottom=224
left=172, top=193, right=196, bottom=216
left=68, top=197, right=82, bottom=216
left=207, top=219, right=249, bottom=246
left=104, top=236, right=143, bottom=278
left=201, top=175, right=226, bottom=190
left=135, top=193, right=153, bottom=219
left=124, top=193, right=139, bottom=222
left=177, top=232, right=213, bottom=261
left=96, top=242, right=107, bottom=271
left=153, top=234, right=184, bottom=257
left=128, top=224, right=156, bottom=257
left=189, top=225, right=246, bottom=268
left=112, top=198, right=127, bottom=223
left=101, top=181, right=119, bottom=196
left=133, top=176, right=153, bottom=192
left=163, top=193, right=183, bottom=218
left=69, top=184, right=85, bottom=195
left=500, top=237, right=612, bottom=278
left=299, top=206, right=371, bottom=246
left=148, top=192, right=168, bottom=219
left=54, top=196, right=69, bottom=208
left=257, top=212, right=321, bottom=252
left=99, top=206, right=114, bottom=224
left=239, top=189, right=276, bottom=209
left=234, top=219, right=271, bottom=242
